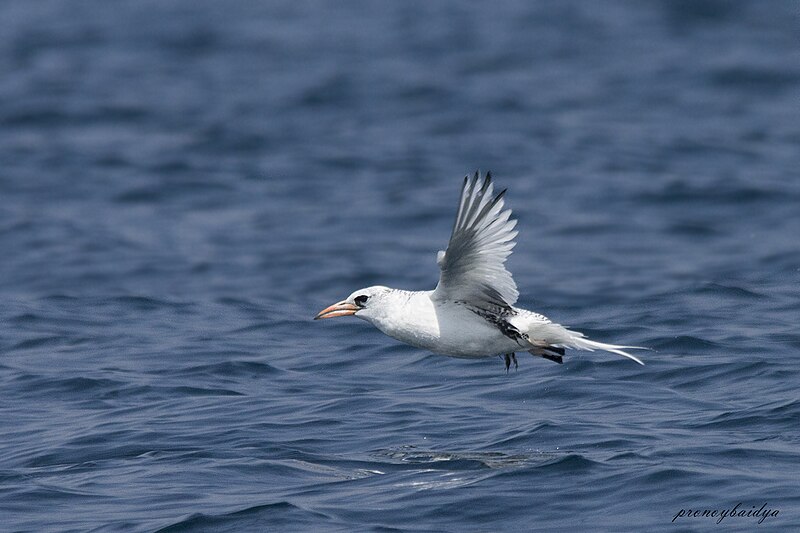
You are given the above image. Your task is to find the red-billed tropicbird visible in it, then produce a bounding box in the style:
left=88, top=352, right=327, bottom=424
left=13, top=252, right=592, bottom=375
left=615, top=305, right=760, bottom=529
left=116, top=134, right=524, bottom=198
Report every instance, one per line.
left=315, top=172, right=644, bottom=371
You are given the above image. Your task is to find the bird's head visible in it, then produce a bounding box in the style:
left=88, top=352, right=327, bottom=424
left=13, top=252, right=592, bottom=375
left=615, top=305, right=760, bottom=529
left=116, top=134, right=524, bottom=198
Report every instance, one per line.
left=314, top=286, right=392, bottom=322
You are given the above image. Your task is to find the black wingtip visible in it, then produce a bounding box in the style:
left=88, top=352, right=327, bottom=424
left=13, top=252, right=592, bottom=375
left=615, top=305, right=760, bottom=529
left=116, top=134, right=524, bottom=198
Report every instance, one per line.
left=465, top=170, right=496, bottom=189
left=479, top=173, right=491, bottom=194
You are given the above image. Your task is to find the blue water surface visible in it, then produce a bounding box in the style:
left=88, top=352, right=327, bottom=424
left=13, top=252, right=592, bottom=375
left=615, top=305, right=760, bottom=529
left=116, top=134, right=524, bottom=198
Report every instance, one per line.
left=1, top=1, right=799, bottom=531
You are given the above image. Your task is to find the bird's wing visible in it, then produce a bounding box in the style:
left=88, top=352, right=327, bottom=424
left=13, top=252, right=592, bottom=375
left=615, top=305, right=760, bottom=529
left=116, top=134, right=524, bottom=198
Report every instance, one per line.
left=432, top=171, right=519, bottom=309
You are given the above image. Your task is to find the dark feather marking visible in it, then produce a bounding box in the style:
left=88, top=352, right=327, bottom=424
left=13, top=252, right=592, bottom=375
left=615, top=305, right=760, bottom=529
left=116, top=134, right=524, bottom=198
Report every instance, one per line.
left=466, top=304, right=567, bottom=363
left=541, top=353, right=563, bottom=364
left=468, top=306, right=526, bottom=345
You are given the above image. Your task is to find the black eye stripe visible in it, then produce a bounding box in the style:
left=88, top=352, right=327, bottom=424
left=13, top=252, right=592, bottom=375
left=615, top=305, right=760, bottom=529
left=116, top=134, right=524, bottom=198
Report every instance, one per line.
left=354, top=295, right=369, bottom=306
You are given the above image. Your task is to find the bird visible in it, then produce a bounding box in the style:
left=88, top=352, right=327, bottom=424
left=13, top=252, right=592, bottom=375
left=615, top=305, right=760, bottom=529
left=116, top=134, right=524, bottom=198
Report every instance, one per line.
left=315, top=171, right=644, bottom=371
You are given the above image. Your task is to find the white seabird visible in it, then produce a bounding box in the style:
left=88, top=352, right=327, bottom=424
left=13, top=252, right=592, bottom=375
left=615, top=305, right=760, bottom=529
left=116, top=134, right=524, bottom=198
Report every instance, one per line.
left=315, top=171, right=644, bottom=370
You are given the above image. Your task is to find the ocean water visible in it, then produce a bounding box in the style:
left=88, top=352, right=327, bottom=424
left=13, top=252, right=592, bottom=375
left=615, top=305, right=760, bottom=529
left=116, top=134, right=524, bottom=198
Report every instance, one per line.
left=1, top=1, right=799, bottom=531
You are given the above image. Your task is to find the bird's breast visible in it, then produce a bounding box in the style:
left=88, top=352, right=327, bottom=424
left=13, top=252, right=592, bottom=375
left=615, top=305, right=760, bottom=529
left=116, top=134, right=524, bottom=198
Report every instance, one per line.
left=369, top=294, right=441, bottom=348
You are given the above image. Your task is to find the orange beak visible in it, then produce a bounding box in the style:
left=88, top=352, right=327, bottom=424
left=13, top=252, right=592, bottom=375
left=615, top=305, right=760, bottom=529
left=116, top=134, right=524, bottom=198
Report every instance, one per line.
left=314, top=300, right=359, bottom=320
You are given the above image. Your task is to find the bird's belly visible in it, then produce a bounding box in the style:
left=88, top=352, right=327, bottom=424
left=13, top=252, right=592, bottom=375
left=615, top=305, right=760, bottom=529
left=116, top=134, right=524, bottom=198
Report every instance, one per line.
left=374, top=303, right=519, bottom=358
left=431, top=322, right=517, bottom=357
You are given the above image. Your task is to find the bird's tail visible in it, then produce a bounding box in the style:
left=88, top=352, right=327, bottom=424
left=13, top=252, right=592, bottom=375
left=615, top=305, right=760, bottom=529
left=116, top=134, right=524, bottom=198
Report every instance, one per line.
left=566, top=336, right=646, bottom=365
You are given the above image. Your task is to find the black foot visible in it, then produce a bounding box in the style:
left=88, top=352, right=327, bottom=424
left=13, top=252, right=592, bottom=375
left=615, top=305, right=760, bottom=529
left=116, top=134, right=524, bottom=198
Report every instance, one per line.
left=502, top=353, right=517, bottom=373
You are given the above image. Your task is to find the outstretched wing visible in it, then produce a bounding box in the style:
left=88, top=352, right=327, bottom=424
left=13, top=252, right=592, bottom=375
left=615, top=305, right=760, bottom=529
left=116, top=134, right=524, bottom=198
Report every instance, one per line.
left=432, top=171, right=519, bottom=309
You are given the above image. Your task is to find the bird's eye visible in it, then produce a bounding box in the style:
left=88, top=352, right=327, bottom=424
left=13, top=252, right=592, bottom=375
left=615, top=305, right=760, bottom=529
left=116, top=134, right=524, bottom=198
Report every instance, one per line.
left=354, top=295, right=369, bottom=307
